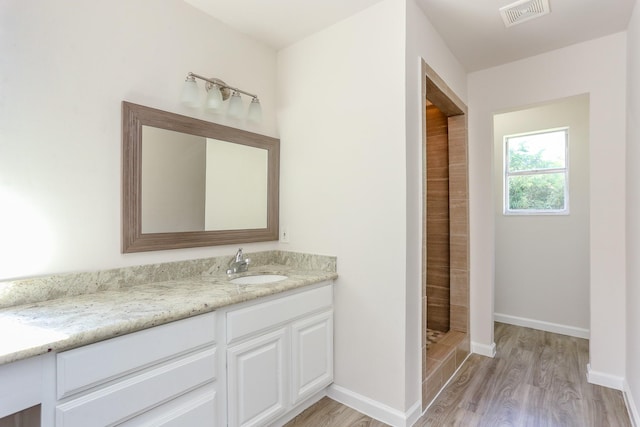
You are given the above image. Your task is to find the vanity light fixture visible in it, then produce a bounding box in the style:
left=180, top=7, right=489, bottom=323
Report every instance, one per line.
left=180, top=72, right=262, bottom=123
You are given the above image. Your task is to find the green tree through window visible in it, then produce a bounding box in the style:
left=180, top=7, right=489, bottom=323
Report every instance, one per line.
left=505, top=129, right=568, bottom=213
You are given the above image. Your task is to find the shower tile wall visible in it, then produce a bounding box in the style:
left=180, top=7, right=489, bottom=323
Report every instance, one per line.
left=422, top=110, right=471, bottom=410
left=426, top=104, right=450, bottom=333
left=448, top=114, right=470, bottom=334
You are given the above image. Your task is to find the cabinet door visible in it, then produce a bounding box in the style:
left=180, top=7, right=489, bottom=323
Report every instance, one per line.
left=290, top=310, right=333, bottom=405
left=227, top=329, right=287, bottom=427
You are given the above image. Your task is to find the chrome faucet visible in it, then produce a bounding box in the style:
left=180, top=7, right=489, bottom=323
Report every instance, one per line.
left=227, top=248, right=250, bottom=275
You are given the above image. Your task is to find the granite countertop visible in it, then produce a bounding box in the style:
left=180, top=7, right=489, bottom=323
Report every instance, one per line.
left=0, top=252, right=337, bottom=366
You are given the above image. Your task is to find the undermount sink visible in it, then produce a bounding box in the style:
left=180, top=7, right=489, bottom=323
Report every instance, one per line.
left=230, top=274, right=288, bottom=285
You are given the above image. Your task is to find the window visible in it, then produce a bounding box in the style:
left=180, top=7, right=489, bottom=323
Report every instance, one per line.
left=504, top=128, right=569, bottom=215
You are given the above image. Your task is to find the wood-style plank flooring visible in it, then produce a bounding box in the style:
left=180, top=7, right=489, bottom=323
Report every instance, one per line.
left=285, top=323, right=632, bottom=427
left=285, top=396, right=388, bottom=427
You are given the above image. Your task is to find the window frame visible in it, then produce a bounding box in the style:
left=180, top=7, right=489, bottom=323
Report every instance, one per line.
left=503, top=127, right=570, bottom=216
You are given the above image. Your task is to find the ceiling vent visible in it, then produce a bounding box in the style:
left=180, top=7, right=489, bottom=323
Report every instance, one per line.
left=500, top=0, right=550, bottom=28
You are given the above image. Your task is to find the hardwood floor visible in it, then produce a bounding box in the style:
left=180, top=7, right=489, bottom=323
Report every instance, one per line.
left=285, top=323, right=632, bottom=427
left=285, top=396, right=388, bottom=427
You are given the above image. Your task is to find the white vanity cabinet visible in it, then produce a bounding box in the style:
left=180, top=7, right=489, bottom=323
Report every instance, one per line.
left=54, top=312, right=219, bottom=427
left=0, top=280, right=335, bottom=427
left=225, top=283, right=333, bottom=427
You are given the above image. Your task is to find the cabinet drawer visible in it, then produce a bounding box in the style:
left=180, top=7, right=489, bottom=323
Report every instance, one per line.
left=57, top=312, right=216, bottom=399
left=56, top=347, right=216, bottom=427
left=227, top=284, right=332, bottom=344
left=119, top=383, right=217, bottom=427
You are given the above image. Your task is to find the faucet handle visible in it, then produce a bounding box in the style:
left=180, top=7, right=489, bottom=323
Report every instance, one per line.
left=234, top=248, right=244, bottom=262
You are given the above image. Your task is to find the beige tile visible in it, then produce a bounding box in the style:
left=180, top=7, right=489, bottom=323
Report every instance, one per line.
left=455, top=335, right=470, bottom=368
left=439, top=330, right=466, bottom=347
left=426, top=355, right=442, bottom=377
left=426, top=178, right=449, bottom=201
left=448, top=116, right=467, bottom=162
left=428, top=342, right=454, bottom=361
left=426, top=266, right=450, bottom=288
left=442, top=351, right=456, bottom=381
left=450, top=235, right=468, bottom=271
left=448, top=141, right=467, bottom=168
left=458, top=335, right=470, bottom=353
left=456, top=346, right=470, bottom=369
left=428, top=165, right=449, bottom=180
left=422, top=100, right=470, bottom=412
left=449, top=199, right=468, bottom=237
left=424, top=369, right=443, bottom=407
left=449, top=165, right=468, bottom=199
left=422, top=296, right=429, bottom=347
left=422, top=378, right=440, bottom=409
left=427, top=219, right=450, bottom=235
left=426, top=122, right=448, bottom=138
left=426, top=242, right=449, bottom=266
left=450, top=269, right=469, bottom=307
left=427, top=229, right=450, bottom=244
left=427, top=285, right=449, bottom=304
left=448, top=129, right=467, bottom=147
left=450, top=304, right=468, bottom=333
left=426, top=305, right=449, bottom=332
left=422, top=346, right=428, bottom=380
left=426, top=199, right=449, bottom=219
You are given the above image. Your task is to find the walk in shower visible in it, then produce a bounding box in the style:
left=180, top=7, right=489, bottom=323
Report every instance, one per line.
left=422, top=61, right=470, bottom=409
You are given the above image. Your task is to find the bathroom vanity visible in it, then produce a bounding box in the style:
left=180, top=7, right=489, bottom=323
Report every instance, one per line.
left=0, top=251, right=336, bottom=427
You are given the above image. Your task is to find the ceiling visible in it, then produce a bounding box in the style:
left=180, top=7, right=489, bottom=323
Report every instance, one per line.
left=183, top=0, right=385, bottom=50
left=416, top=0, right=636, bottom=71
left=184, top=0, right=636, bottom=72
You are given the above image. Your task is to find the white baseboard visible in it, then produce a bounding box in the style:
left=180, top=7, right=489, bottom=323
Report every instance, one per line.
left=624, top=380, right=640, bottom=427
left=587, top=363, right=624, bottom=390
left=327, top=384, right=420, bottom=427
left=471, top=341, right=496, bottom=357
left=404, top=400, right=422, bottom=427
left=494, top=313, right=590, bottom=339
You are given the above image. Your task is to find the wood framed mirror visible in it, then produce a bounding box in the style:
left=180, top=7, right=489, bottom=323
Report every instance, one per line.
left=122, top=101, right=279, bottom=253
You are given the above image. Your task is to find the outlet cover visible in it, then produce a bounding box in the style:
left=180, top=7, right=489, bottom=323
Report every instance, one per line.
left=280, top=227, right=290, bottom=243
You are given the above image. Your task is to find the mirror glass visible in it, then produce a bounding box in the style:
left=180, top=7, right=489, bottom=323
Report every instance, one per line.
left=122, top=101, right=279, bottom=253
left=141, top=127, right=268, bottom=233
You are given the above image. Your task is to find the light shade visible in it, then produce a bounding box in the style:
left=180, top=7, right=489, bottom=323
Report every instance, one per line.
left=227, top=91, right=244, bottom=119
left=180, top=76, right=200, bottom=107
left=181, top=72, right=263, bottom=125
left=247, top=98, right=262, bottom=124
left=205, top=84, right=223, bottom=112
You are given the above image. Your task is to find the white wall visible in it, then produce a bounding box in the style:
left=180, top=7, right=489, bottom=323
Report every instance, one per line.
left=493, top=96, right=590, bottom=335
left=405, top=0, right=468, bottom=412
left=0, top=0, right=279, bottom=280
left=626, top=0, right=640, bottom=421
left=277, top=0, right=409, bottom=413
left=469, top=33, right=627, bottom=382
left=278, top=0, right=468, bottom=419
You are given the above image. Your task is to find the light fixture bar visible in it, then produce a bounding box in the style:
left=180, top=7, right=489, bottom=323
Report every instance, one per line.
left=181, top=71, right=262, bottom=123
left=187, top=72, right=258, bottom=99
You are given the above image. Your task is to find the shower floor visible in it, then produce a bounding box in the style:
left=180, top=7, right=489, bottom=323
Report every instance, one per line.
left=426, top=328, right=446, bottom=349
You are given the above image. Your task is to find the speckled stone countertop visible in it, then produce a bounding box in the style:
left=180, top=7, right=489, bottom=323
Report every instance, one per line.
left=0, top=251, right=337, bottom=366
